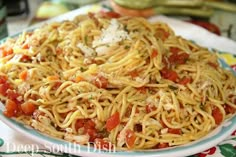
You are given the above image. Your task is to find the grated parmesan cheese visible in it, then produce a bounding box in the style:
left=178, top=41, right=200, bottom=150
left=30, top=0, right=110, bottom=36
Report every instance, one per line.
left=92, top=19, right=130, bottom=47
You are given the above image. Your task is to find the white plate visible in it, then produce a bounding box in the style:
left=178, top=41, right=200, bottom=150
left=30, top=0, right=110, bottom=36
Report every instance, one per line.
left=0, top=5, right=236, bottom=157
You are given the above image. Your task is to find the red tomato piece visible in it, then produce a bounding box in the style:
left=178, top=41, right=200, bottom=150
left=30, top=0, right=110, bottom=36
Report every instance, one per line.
left=93, top=75, right=108, bottom=88
left=170, top=47, right=181, bottom=54
left=155, top=28, right=169, bottom=41
left=151, top=49, right=158, bottom=58
left=146, top=104, right=157, bottom=113
left=178, top=77, right=192, bottom=85
left=75, top=119, right=86, bottom=130
left=168, top=128, right=181, bottom=134
left=155, top=143, right=169, bottom=149
left=160, top=68, right=179, bottom=82
left=136, top=86, right=147, bottom=94
left=19, top=70, right=28, bottom=81
left=7, top=90, right=20, bottom=100
left=20, top=55, right=31, bottom=62
left=0, top=82, right=10, bottom=96
left=21, top=102, right=36, bottom=115
left=212, top=107, right=223, bottom=125
left=169, top=52, right=189, bottom=65
left=224, top=104, right=235, bottom=114
left=0, top=75, right=7, bottom=84
left=129, top=70, right=139, bottom=78
left=126, top=129, right=136, bottom=148
left=0, top=47, right=13, bottom=57
left=106, top=112, right=120, bottom=131
left=4, top=99, right=18, bottom=117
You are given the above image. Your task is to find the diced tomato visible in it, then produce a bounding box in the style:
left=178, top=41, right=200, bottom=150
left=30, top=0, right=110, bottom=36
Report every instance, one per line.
left=84, top=119, right=96, bottom=130
left=169, top=52, right=189, bottom=65
left=136, top=86, right=147, bottom=94
left=129, top=70, right=139, bottom=78
left=7, top=90, right=20, bottom=100
left=100, top=11, right=120, bottom=18
left=160, top=68, right=179, bottom=82
left=86, top=128, right=97, bottom=142
left=19, top=70, right=28, bottom=81
left=0, top=75, right=7, bottom=84
left=155, top=143, right=169, bottom=149
left=178, top=77, right=192, bottom=85
left=126, top=129, right=136, bottom=148
left=168, top=128, right=181, bottom=134
left=94, top=138, right=113, bottom=150
left=75, top=119, right=97, bottom=142
left=56, top=47, right=63, bottom=54
left=106, top=112, right=120, bottom=131
left=20, top=55, right=31, bottom=62
left=146, top=104, right=157, bottom=113
left=21, top=102, right=36, bottom=115
left=208, top=62, right=218, bottom=69
left=93, top=75, right=108, bottom=88
left=170, top=47, right=181, bottom=54
left=155, top=28, right=169, bottom=41
left=151, top=49, right=158, bottom=58
left=22, top=43, right=29, bottom=49
left=212, top=107, right=223, bottom=125
left=3, top=99, right=18, bottom=117
left=75, top=119, right=86, bottom=130
left=0, top=46, right=13, bottom=57
left=224, top=104, right=235, bottom=114
left=0, top=82, right=10, bottom=96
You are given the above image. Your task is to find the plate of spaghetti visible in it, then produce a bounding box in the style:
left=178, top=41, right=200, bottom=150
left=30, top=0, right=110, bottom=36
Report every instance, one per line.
left=0, top=11, right=235, bottom=157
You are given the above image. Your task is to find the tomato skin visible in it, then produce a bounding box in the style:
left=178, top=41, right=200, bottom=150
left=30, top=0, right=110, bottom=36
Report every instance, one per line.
left=93, top=75, right=108, bottom=88
left=212, top=107, right=223, bottom=125
left=21, top=102, right=36, bottom=115
left=106, top=112, right=120, bottom=131
left=3, top=99, right=18, bottom=117
left=126, top=129, right=136, bottom=148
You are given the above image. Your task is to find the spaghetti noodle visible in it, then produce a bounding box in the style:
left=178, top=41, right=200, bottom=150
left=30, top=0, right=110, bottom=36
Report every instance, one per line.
left=0, top=12, right=235, bottom=150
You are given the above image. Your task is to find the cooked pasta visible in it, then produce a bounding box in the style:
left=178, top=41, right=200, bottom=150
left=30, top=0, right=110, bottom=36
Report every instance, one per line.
left=0, top=12, right=235, bottom=150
